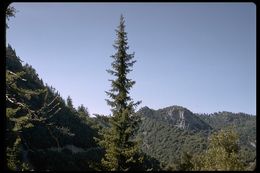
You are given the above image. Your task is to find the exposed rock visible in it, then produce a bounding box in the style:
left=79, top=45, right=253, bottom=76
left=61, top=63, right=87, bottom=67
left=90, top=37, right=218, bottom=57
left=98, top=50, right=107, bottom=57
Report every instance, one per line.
left=138, top=105, right=212, bottom=131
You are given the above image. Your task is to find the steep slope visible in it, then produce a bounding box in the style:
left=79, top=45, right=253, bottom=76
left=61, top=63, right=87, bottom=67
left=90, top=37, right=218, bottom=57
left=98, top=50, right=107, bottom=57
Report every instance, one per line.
left=136, top=106, right=209, bottom=166
left=5, top=45, right=100, bottom=171
left=136, top=106, right=256, bottom=168
left=138, top=106, right=212, bottom=131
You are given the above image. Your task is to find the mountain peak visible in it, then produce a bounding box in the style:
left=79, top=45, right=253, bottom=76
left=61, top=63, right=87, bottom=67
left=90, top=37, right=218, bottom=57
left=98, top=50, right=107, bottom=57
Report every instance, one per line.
left=161, top=105, right=192, bottom=115
left=161, top=105, right=188, bottom=110
left=137, top=105, right=212, bottom=131
left=139, top=106, right=152, bottom=111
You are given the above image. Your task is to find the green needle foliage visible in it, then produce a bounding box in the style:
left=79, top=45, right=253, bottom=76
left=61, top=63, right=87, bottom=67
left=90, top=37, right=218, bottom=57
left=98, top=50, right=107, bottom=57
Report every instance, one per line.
left=66, top=96, right=74, bottom=109
left=6, top=5, right=17, bottom=28
left=97, top=15, right=142, bottom=171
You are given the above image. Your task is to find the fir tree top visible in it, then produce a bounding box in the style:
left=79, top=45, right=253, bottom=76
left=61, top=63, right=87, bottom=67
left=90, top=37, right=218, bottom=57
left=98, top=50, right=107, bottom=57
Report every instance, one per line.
left=105, top=14, right=141, bottom=115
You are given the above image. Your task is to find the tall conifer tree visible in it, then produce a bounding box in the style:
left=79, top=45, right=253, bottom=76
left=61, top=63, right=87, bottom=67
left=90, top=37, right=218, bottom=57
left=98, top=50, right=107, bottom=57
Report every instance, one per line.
left=98, top=15, right=142, bottom=171
left=66, top=96, right=73, bottom=109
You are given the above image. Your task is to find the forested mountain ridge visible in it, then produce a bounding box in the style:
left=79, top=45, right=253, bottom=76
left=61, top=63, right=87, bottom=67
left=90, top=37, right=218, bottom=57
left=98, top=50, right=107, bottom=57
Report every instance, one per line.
left=135, top=106, right=256, bottom=169
left=197, top=111, right=256, bottom=163
left=5, top=45, right=101, bottom=171
left=5, top=44, right=256, bottom=171
left=137, top=106, right=213, bottom=131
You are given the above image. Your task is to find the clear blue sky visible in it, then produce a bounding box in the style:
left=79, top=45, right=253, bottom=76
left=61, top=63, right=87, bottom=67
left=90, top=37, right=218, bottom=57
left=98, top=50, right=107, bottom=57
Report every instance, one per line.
left=6, top=3, right=256, bottom=115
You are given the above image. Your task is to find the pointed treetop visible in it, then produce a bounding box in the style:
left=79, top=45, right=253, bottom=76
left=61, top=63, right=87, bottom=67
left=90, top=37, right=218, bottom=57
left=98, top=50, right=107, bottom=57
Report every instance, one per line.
left=66, top=95, right=74, bottom=109
left=120, top=14, right=125, bottom=23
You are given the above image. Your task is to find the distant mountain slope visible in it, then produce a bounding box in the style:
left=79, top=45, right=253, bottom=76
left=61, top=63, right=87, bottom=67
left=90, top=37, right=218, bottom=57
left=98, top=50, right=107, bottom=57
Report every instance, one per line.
left=195, top=111, right=255, bottom=130
left=136, top=106, right=209, bottom=166
left=139, top=106, right=212, bottom=131
left=196, top=111, right=256, bottom=162
left=136, top=106, right=256, bottom=168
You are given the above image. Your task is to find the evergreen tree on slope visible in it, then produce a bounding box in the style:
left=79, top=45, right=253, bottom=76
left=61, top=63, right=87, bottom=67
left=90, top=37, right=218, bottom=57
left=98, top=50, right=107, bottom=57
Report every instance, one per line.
left=97, top=15, right=142, bottom=171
